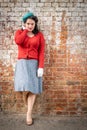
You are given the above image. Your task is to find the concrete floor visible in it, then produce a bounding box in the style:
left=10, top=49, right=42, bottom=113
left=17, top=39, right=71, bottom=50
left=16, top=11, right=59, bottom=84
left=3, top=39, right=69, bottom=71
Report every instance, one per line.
left=0, top=113, right=87, bottom=130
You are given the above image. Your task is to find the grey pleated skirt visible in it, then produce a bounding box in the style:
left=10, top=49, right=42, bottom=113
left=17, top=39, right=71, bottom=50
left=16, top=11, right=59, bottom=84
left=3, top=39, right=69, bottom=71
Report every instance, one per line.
left=14, top=59, right=42, bottom=94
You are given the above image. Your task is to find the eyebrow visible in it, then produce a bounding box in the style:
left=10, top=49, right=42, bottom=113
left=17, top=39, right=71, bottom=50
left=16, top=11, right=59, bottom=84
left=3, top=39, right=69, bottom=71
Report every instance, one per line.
left=27, top=23, right=34, bottom=24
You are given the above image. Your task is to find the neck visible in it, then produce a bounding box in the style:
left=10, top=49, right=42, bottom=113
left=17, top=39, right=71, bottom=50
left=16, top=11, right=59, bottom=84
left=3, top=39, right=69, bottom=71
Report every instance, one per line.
left=27, top=32, right=34, bottom=37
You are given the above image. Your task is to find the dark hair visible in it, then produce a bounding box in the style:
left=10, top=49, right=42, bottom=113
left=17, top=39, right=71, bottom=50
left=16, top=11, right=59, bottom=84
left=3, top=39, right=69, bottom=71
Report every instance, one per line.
left=24, top=16, right=39, bottom=34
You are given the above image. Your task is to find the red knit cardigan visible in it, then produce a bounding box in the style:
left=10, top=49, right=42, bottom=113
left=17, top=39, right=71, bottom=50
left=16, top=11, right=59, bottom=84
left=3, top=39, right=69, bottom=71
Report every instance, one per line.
left=15, top=29, right=45, bottom=68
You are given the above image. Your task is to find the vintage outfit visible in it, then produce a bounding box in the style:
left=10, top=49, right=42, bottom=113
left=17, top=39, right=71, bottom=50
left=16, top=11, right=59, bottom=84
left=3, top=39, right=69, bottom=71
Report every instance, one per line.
left=14, top=29, right=45, bottom=94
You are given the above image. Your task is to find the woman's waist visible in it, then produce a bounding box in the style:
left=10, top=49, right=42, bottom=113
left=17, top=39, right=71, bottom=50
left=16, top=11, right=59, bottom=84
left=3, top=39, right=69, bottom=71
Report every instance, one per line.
left=17, top=54, right=38, bottom=60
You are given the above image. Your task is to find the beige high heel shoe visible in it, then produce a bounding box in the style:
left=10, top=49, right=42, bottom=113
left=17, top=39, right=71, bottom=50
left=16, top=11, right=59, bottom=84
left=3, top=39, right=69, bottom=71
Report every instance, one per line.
left=26, top=112, right=34, bottom=126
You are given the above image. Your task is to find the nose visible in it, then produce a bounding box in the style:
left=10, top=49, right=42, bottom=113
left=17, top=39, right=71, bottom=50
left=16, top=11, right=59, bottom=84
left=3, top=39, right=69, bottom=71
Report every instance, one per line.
left=29, top=24, right=32, bottom=28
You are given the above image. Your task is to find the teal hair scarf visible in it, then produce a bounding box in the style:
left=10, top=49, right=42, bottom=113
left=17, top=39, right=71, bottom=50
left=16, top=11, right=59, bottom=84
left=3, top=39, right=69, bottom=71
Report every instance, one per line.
left=22, top=12, right=34, bottom=22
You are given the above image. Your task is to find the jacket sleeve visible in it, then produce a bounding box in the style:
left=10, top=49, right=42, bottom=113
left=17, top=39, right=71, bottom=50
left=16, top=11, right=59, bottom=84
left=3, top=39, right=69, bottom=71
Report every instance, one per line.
left=38, top=32, right=45, bottom=68
left=14, top=29, right=28, bottom=45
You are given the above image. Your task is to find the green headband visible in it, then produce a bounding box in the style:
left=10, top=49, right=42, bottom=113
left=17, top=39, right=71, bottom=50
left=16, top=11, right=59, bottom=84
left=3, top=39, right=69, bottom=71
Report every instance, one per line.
left=22, top=12, right=34, bottom=22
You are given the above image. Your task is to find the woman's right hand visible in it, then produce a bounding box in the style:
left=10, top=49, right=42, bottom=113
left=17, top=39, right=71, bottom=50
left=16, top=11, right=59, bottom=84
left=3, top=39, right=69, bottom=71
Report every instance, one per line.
left=22, top=26, right=26, bottom=30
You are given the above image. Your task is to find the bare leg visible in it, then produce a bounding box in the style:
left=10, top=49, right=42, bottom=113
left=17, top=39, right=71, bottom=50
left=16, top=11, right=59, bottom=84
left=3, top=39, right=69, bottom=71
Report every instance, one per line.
left=23, top=92, right=29, bottom=105
left=26, top=92, right=36, bottom=125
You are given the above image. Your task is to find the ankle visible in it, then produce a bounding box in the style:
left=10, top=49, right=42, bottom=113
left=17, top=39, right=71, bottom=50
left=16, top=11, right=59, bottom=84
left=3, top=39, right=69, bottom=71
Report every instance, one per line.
left=27, top=111, right=32, bottom=117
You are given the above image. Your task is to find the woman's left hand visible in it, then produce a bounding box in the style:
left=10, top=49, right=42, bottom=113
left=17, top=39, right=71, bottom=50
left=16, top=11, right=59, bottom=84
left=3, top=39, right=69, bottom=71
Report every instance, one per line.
left=37, top=68, right=43, bottom=77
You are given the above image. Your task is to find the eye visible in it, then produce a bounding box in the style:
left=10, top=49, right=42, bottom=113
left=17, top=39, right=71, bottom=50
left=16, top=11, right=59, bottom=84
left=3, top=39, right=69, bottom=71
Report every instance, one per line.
left=27, top=23, right=30, bottom=25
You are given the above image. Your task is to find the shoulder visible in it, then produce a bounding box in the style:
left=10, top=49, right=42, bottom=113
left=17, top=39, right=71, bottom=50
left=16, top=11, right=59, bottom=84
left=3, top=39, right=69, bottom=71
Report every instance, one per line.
left=37, top=32, right=45, bottom=43
left=15, top=29, right=23, bottom=33
left=37, top=32, right=44, bottom=38
left=15, top=29, right=28, bottom=36
left=38, top=31, right=44, bottom=36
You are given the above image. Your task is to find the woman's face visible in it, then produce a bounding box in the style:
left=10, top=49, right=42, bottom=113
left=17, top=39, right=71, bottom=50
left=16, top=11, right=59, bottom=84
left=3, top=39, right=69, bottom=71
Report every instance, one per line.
left=25, top=18, right=35, bottom=32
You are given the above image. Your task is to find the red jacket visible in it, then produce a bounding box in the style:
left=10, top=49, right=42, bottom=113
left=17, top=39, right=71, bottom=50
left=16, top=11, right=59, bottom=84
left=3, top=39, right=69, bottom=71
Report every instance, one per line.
left=15, top=29, right=45, bottom=68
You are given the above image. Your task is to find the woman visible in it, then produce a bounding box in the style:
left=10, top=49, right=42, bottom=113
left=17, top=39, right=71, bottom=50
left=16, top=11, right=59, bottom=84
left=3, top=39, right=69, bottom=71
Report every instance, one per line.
left=14, top=12, right=45, bottom=125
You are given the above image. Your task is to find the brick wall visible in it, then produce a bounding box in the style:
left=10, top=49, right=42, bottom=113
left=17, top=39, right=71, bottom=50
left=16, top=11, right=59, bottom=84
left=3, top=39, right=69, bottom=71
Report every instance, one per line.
left=0, top=0, right=87, bottom=116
